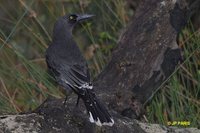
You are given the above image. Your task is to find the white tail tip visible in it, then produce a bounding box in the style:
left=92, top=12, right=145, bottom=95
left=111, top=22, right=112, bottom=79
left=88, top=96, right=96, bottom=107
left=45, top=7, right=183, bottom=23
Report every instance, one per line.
left=89, top=112, right=114, bottom=126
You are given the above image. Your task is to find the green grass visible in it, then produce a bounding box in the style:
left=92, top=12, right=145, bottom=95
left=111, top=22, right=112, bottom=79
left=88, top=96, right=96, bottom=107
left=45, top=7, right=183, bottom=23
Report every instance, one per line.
left=146, top=26, right=200, bottom=127
left=0, top=0, right=199, bottom=128
left=0, top=0, right=126, bottom=113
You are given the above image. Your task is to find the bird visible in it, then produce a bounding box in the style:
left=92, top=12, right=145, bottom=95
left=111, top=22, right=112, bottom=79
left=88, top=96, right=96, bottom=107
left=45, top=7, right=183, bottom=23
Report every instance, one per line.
left=45, top=13, right=114, bottom=126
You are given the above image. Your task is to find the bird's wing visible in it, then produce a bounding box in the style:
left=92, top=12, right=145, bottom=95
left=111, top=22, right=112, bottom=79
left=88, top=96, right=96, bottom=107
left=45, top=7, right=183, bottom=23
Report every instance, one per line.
left=47, top=58, right=90, bottom=92
left=46, top=48, right=91, bottom=93
left=59, top=63, right=91, bottom=94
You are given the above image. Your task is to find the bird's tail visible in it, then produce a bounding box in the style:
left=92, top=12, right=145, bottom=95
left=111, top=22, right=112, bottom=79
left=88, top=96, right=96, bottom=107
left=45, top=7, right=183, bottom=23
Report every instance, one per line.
left=81, top=90, right=114, bottom=126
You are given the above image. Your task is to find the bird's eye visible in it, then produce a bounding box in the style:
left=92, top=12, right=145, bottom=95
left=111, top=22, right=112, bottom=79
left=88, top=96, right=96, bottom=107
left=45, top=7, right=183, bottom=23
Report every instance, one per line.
left=69, top=16, right=74, bottom=20
left=68, top=15, right=77, bottom=23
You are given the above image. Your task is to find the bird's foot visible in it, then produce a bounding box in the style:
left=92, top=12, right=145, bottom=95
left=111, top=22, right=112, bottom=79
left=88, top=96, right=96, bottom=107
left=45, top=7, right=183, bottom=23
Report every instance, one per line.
left=63, top=96, right=68, bottom=107
left=76, top=96, right=80, bottom=107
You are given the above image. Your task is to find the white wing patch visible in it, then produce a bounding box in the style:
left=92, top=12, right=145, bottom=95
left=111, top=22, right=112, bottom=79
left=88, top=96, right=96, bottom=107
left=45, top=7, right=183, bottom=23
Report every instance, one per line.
left=78, top=83, right=93, bottom=89
left=63, top=78, right=92, bottom=90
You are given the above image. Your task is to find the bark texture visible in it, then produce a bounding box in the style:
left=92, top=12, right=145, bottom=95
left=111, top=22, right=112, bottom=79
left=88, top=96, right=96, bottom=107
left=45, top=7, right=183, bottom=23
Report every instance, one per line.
left=0, top=98, right=199, bottom=133
left=94, top=0, right=186, bottom=118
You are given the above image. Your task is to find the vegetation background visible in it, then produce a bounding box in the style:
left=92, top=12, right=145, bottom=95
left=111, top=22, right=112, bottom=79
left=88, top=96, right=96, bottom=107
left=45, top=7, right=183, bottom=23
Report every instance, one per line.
left=0, top=0, right=199, bottom=128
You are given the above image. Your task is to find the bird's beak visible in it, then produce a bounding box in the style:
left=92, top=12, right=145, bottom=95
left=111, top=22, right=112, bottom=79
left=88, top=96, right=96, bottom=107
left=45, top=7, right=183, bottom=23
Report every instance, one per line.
left=77, top=14, right=95, bottom=22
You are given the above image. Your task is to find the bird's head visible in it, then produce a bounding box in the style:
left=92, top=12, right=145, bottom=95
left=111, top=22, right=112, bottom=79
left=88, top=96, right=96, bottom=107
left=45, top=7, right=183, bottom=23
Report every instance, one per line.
left=53, top=13, right=94, bottom=36
left=66, top=14, right=94, bottom=26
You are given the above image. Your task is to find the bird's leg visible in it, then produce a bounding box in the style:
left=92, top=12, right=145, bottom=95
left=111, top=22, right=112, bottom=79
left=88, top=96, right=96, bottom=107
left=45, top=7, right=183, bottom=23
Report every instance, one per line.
left=63, top=87, right=73, bottom=107
left=76, top=96, right=80, bottom=106
left=63, top=95, right=68, bottom=106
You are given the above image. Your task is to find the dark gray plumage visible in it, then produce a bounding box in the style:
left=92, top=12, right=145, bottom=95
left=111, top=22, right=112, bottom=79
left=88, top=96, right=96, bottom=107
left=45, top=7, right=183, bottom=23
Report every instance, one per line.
left=45, top=14, right=114, bottom=126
